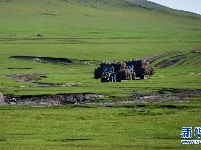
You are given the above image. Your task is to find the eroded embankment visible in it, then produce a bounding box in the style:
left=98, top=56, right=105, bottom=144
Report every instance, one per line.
left=2, top=93, right=102, bottom=105
left=1, top=89, right=200, bottom=106
left=88, top=89, right=201, bottom=106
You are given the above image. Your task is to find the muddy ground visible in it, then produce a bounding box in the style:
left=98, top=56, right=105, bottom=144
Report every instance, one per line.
left=5, top=73, right=48, bottom=83
left=2, top=93, right=103, bottom=105
left=4, top=73, right=80, bottom=87
left=1, top=89, right=200, bottom=106
left=88, top=89, right=201, bottom=106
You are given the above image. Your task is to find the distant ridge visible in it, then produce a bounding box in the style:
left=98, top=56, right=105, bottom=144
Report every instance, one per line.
left=62, top=0, right=200, bottom=17
left=0, top=0, right=200, bottom=17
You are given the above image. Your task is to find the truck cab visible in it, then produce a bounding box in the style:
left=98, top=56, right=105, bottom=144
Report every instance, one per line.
left=101, top=66, right=116, bottom=82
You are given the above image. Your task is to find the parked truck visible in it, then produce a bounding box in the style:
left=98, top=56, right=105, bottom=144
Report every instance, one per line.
left=94, top=61, right=122, bottom=79
left=116, top=63, right=136, bottom=82
left=125, top=59, right=155, bottom=79
left=94, top=59, right=154, bottom=82
left=101, top=65, right=116, bottom=82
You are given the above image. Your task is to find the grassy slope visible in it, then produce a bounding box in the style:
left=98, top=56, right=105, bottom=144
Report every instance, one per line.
left=0, top=0, right=201, bottom=95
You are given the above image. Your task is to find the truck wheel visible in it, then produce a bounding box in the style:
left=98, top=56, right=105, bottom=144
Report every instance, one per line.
left=117, top=78, right=121, bottom=82
left=116, top=77, right=121, bottom=82
left=109, top=76, right=113, bottom=82
left=140, top=74, right=144, bottom=79
left=118, top=79, right=121, bottom=82
left=116, top=72, right=121, bottom=82
left=94, top=76, right=98, bottom=79
left=150, top=70, right=154, bottom=75
left=109, top=78, right=112, bottom=82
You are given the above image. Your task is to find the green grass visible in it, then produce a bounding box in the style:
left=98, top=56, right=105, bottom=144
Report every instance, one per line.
left=0, top=0, right=201, bottom=149
left=1, top=103, right=201, bottom=149
left=0, top=0, right=201, bottom=95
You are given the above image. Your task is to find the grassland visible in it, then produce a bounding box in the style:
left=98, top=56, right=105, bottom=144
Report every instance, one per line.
left=0, top=0, right=200, bottom=95
left=1, top=104, right=201, bottom=150
left=0, top=0, right=201, bottom=149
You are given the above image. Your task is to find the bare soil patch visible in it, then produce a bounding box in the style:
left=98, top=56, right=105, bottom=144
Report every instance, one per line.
left=1, top=89, right=200, bottom=106
left=5, top=73, right=80, bottom=87
left=5, top=73, right=48, bottom=82
left=133, top=88, right=201, bottom=101
left=88, top=89, right=201, bottom=106
left=2, top=93, right=102, bottom=105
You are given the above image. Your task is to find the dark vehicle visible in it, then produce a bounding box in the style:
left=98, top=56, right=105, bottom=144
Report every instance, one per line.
left=101, top=66, right=116, bottom=82
left=94, top=59, right=155, bottom=82
left=125, top=64, right=136, bottom=80
left=131, top=59, right=145, bottom=79
left=116, top=66, right=135, bottom=82
left=125, top=59, right=155, bottom=79
left=94, top=61, right=122, bottom=79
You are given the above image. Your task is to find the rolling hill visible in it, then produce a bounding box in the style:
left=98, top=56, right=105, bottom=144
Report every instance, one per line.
left=0, top=0, right=201, bottom=95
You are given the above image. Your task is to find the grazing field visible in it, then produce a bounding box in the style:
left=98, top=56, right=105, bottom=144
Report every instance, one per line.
left=0, top=0, right=201, bottom=149
left=1, top=103, right=201, bottom=150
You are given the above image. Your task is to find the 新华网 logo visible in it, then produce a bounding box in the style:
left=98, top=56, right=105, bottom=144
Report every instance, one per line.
left=181, top=127, right=201, bottom=144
